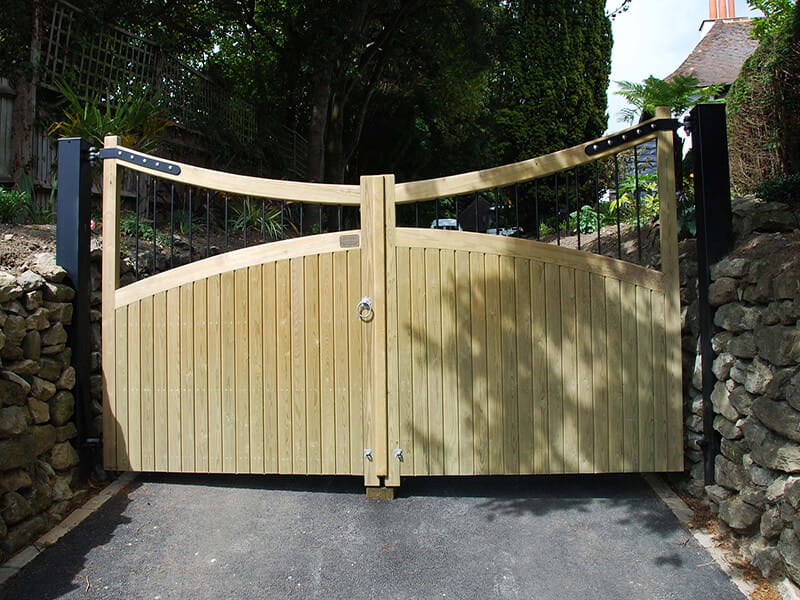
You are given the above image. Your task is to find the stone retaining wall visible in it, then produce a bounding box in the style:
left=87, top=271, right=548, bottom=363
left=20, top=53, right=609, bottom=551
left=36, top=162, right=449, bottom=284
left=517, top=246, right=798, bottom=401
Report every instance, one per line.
left=0, top=256, right=88, bottom=562
left=680, top=196, right=800, bottom=586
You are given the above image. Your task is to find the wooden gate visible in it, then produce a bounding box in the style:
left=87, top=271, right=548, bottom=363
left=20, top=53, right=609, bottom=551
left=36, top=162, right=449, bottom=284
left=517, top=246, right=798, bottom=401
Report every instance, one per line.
left=102, top=109, right=683, bottom=488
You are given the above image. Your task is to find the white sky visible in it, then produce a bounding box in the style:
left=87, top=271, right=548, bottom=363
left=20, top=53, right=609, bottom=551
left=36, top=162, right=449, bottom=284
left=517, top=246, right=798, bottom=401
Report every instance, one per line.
left=605, top=0, right=760, bottom=132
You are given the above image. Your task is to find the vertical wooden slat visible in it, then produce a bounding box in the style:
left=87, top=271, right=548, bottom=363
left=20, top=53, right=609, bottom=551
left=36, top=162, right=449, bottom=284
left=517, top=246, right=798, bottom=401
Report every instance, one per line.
left=139, top=296, right=155, bottom=471
left=485, top=254, right=503, bottom=473
left=153, top=293, right=168, bottom=471
left=500, top=255, right=518, bottom=473
left=637, top=286, right=655, bottom=472
left=127, top=301, right=141, bottom=470
left=652, top=291, right=669, bottom=470
left=262, top=263, right=279, bottom=472
left=544, top=263, right=563, bottom=473
left=234, top=269, right=250, bottom=472
left=590, top=274, right=609, bottom=473
left=206, top=276, right=222, bottom=472
left=606, top=278, right=624, bottom=472
left=656, top=107, right=684, bottom=471
left=396, top=247, right=413, bottom=476
left=333, top=252, right=351, bottom=473
left=180, top=284, right=195, bottom=471
left=385, top=183, right=401, bottom=487
left=276, top=260, right=293, bottom=473
left=561, top=267, right=578, bottom=473
left=347, top=250, right=364, bottom=474
left=516, top=259, right=533, bottom=474
left=290, top=258, right=307, bottom=473
left=531, top=260, right=548, bottom=473
left=410, top=246, right=428, bottom=474
left=575, top=269, right=594, bottom=473
left=425, top=247, right=444, bottom=475
left=470, top=252, right=488, bottom=474
left=166, top=289, right=181, bottom=471
left=319, top=253, right=336, bottom=474
left=620, top=281, right=638, bottom=471
left=101, top=136, right=120, bottom=470
left=440, top=249, right=458, bottom=475
left=220, top=271, right=236, bottom=472
left=455, top=250, right=473, bottom=475
left=114, top=306, right=129, bottom=470
left=248, top=268, right=264, bottom=473
left=193, top=279, right=209, bottom=472
left=304, top=255, right=322, bottom=474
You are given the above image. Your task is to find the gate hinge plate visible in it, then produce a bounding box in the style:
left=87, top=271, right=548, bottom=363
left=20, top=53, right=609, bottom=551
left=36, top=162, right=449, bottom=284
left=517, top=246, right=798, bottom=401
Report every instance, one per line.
left=95, top=147, right=182, bottom=175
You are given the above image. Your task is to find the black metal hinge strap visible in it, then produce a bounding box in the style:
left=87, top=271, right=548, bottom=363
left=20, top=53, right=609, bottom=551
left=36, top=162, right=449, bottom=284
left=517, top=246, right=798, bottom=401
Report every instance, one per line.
left=584, top=118, right=679, bottom=156
left=94, top=147, right=182, bottom=175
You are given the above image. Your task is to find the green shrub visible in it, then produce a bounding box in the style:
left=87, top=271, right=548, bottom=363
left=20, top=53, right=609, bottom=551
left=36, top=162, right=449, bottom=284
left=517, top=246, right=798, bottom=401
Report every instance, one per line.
left=0, top=189, right=27, bottom=224
left=754, top=173, right=800, bottom=204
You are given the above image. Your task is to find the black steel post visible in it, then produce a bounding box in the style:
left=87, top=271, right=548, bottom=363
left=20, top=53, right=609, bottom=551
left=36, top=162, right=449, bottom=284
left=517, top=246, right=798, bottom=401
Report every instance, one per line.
left=56, top=137, right=97, bottom=478
left=688, top=103, right=733, bottom=485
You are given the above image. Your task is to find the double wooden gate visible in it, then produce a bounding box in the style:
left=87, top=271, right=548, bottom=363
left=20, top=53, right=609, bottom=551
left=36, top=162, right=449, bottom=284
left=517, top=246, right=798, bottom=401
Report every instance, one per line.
left=102, top=111, right=684, bottom=488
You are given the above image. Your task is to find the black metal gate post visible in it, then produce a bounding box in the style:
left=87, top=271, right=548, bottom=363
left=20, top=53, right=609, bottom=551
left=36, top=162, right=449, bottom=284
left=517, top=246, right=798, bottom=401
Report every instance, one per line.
left=56, top=137, right=97, bottom=477
left=687, top=103, right=733, bottom=485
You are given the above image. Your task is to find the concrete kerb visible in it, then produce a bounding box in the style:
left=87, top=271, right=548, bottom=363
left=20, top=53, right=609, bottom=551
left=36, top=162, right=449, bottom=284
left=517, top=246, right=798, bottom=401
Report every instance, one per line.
left=0, top=472, right=137, bottom=587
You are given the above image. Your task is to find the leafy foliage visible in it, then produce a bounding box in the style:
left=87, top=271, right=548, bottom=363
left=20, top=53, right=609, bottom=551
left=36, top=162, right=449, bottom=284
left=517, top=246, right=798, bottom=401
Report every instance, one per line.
left=229, top=198, right=283, bottom=240
left=755, top=173, right=800, bottom=203
left=0, top=189, right=27, bottom=224
left=614, top=75, right=723, bottom=123
left=747, top=0, right=797, bottom=42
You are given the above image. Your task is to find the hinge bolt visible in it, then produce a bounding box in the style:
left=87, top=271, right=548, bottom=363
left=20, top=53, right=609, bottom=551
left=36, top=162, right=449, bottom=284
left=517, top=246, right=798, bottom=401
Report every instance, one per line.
left=364, top=448, right=373, bottom=461
left=394, top=448, right=403, bottom=461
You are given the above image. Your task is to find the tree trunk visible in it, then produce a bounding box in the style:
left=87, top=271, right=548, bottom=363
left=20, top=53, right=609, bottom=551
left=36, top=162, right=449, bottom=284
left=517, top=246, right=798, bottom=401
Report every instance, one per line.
left=11, top=0, right=42, bottom=185
left=308, top=66, right=333, bottom=183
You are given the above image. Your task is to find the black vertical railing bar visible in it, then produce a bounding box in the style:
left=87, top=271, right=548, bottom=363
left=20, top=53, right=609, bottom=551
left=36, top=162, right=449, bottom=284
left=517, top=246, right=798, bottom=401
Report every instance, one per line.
left=134, top=173, right=140, bottom=279
left=534, top=180, right=540, bottom=240
left=514, top=184, right=520, bottom=231
left=454, top=197, right=459, bottom=227
left=188, top=187, right=193, bottom=262
left=473, top=194, right=478, bottom=233
left=494, top=188, right=500, bottom=234
left=634, top=145, right=642, bottom=264
left=242, top=196, right=248, bottom=247
left=152, top=177, right=157, bottom=273
left=205, top=190, right=210, bottom=258
left=594, top=161, right=601, bottom=255
left=575, top=171, right=581, bottom=251
left=318, top=204, right=323, bottom=234
left=224, top=195, right=229, bottom=251
left=555, top=173, right=560, bottom=245
left=435, top=197, right=439, bottom=227
left=261, top=198, right=266, bottom=242
left=337, top=205, right=343, bottom=231
left=565, top=172, right=571, bottom=241
left=280, top=202, right=286, bottom=239
left=299, top=203, right=304, bottom=236
left=614, top=154, right=622, bottom=259
left=415, top=202, right=419, bottom=228
left=169, top=184, right=175, bottom=268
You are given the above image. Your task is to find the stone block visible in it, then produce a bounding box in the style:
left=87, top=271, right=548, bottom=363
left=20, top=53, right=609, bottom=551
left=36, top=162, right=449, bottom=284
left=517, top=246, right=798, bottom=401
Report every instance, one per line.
left=51, top=476, right=72, bottom=502
left=24, top=290, right=42, bottom=312
left=744, top=419, right=800, bottom=473
left=7, top=359, right=40, bottom=377
left=706, top=484, right=734, bottom=504
left=0, top=272, right=22, bottom=302
left=767, top=477, right=788, bottom=502
left=31, top=425, right=57, bottom=456
left=714, top=415, right=743, bottom=440
left=748, top=461, right=779, bottom=487
left=709, top=277, right=739, bottom=306
left=741, top=485, right=767, bottom=508
left=25, top=307, right=49, bottom=331
left=37, top=357, right=62, bottom=382
left=730, top=386, right=754, bottom=416
left=0, top=376, right=28, bottom=405
left=787, top=477, right=800, bottom=508
left=745, top=358, right=775, bottom=395
left=43, top=282, right=74, bottom=302
left=0, top=406, right=28, bottom=438
left=711, top=257, right=749, bottom=279
left=31, top=261, right=65, bottom=282
left=750, top=537, right=784, bottom=577
left=2, top=315, right=26, bottom=345
left=711, top=381, right=739, bottom=421
left=0, top=515, right=46, bottom=556
left=49, top=391, right=74, bottom=426
left=755, top=324, right=800, bottom=367
left=714, top=303, right=761, bottom=332
left=21, top=330, right=41, bottom=360
left=712, top=352, right=736, bottom=381
left=28, top=398, right=49, bottom=424
left=752, top=397, right=800, bottom=443
left=0, top=491, right=32, bottom=525
left=721, top=438, right=748, bottom=463
left=779, top=529, right=800, bottom=585
left=775, top=269, right=800, bottom=300
left=16, top=270, right=45, bottom=292
left=56, top=366, right=75, bottom=390
left=44, top=301, right=72, bottom=323
left=49, top=441, right=79, bottom=471
left=718, top=496, right=762, bottom=532
left=30, top=376, right=56, bottom=402
left=27, top=482, right=53, bottom=513
left=41, top=322, right=67, bottom=347
left=0, top=469, right=32, bottom=494
left=55, top=422, right=77, bottom=442
left=716, top=455, right=749, bottom=490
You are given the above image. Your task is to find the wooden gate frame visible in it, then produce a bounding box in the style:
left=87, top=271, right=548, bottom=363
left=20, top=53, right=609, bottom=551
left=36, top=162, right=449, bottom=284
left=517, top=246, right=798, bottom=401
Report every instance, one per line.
left=101, top=108, right=682, bottom=489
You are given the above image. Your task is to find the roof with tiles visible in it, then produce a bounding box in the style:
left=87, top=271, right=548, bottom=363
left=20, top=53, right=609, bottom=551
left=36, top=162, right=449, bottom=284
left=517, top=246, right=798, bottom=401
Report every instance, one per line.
left=667, top=18, right=758, bottom=87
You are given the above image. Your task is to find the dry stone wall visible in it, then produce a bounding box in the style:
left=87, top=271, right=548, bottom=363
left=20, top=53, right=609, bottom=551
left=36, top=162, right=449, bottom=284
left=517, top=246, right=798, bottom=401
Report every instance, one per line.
left=0, top=253, right=101, bottom=563
left=680, top=196, right=800, bottom=586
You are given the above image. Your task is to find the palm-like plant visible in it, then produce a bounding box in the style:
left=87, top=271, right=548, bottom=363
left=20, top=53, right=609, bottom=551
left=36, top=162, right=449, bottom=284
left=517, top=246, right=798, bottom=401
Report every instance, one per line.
left=614, top=75, right=723, bottom=123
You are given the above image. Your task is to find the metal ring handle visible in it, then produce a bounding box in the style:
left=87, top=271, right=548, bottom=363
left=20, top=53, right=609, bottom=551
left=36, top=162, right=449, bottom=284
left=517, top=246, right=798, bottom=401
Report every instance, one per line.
left=356, top=296, right=374, bottom=321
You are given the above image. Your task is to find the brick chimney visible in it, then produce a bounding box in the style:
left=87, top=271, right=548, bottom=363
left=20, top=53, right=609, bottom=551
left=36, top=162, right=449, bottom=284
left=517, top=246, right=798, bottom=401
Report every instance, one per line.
left=709, top=0, right=736, bottom=19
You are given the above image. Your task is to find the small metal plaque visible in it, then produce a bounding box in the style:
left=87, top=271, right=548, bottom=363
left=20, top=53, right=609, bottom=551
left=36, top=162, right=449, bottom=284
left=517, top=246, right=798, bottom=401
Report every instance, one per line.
left=339, top=234, right=360, bottom=248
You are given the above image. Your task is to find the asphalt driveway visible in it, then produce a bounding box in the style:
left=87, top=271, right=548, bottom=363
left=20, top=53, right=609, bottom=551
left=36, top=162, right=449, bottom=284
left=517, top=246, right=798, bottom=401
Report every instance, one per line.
left=0, top=474, right=743, bottom=599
